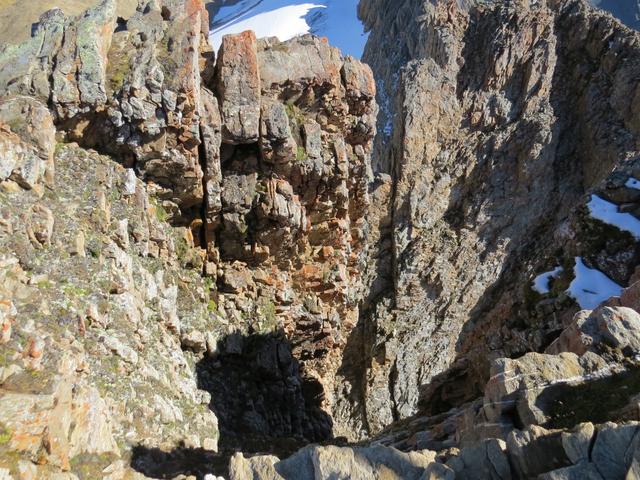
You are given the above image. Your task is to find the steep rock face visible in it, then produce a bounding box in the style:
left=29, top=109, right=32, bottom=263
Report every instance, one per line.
left=204, top=32, right=377, bottom=445
left=6, top=0, right=640, bottom=478
left=0, top=100, right=221, bottom=479
left=0, top=1, right=114, bottom=110
left=0, top=0, right=212, bottom=219
left=353, top=0, right=640, bottom=434
left=0, top=0, right=378, bottom=475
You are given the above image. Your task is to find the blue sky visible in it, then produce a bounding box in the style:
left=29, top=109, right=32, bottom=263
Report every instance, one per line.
left=209, top=0, right=368, bottom=58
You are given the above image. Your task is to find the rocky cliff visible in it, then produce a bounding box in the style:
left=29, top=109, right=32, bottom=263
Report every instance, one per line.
left=0, top=0, right=376, bottom=477
left=3, top=0, right=640, bottom=479
left=351, top=0, right=640, bottom=433
left=230, top=0, right=640, bottom=477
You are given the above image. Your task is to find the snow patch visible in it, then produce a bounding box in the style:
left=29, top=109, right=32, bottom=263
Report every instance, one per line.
left=566, top=257, right=623, bottom=309
left=587, top=194, right=640, bottom=240
left=209, top=3, right=325, bottom=53
left=626, top=177, right=640, bottom=190
left=532, top=266, right=563, bottom=294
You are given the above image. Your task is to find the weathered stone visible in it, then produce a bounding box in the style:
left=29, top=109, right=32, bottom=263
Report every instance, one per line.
left=8, top=1, right=640, bottom=479
left=547, top=307, right=640, bottom=357
left=0, top=122, right=219, bottom=479
left=258, top=35, right=343, bottom=93
left=55, top=0, right=116, bottom=112
left=26, top=204, right=54, bottom=246
left=229, top=452, right=282, bottom=480
left=507, top=425, right=577, bottom=479
left=422, top=463, right=455, bottom=480
left=342, top=56, right=376, bottom=106
left=538, top=463, right=604, bottom=480
left=0, top=125, right=44, bottom=190
left=0, top=300, right=15, bottom=344
left=446, top=439, right=511, bottom=480
left=101, top=334, right=139, bottom=364
left=122, top=168, right=137, bottom=196
left=118, top=0, right=209, bottom=213
left=0, top=380, right=118, bottom=470
left=0, top=8, right=67, bottom=100
left=216, top=31, right=261, bottom=144
left=484, top=352, right=608, bottom=428
left=354, top=0, right=640, bottom=436
left=591, top=422, right=640, bottom=479
left=0, top=96, right=55, bottom=184
left=260, top=99, right=297, bottom=164
left=181, top=330, right=207, bottom=354
left=229, top=445, right=438, bottom=480
left=620, top=281, right=640, bottom=312
left=561, top=423, right=595, bottom=465
left=0, top=0, right=116, bottom=115
left=302, top=121, right=323, bottom=162
left=200, top=87, right=223, bottom=248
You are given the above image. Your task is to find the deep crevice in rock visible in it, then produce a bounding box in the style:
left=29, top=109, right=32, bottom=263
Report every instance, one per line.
left=131, top=446, right=221, bottom=480
left=196, top=331, right=333, bottom=455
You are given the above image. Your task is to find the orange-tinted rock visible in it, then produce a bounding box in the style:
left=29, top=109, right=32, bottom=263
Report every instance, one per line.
left=216, top=31, right=261, bottom=144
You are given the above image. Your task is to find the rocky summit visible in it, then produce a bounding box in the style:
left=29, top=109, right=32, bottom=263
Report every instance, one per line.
left=1, top=0, right=640, bottom=479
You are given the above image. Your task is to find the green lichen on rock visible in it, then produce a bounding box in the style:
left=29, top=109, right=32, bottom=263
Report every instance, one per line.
left=296, top=145, right=307, bottom=162
left=105, top=42, right=132, bottom=94
left=0, top=141, right=222, bottom=477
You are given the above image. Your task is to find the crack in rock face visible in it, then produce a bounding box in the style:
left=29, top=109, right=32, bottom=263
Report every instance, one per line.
left=196, top=332, right=333, bottom=454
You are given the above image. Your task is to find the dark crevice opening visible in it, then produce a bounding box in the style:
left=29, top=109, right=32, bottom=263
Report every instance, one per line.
left=131, top=331, right=333, bottom=479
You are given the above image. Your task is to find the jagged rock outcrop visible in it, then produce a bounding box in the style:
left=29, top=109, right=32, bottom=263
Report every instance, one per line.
left=216, top=30, right=261, bottom=144
left=199, top=32, right=376, bottom=446
left=0, top=96, right=55, bottom=191
left=369, top=279, right=640, bottom=458
left=0, top=110, right=220, bottom=478
left=0, top=0, right=377, bottom=476
left=236, top=282, right=640, bottom=479
left=349, top=0, right=640, bottom=437
left=5, top=0, right=640, bottom=478
left=231, top=420, right=640, bottom=479
left=0, top=0, right=212, bottom=219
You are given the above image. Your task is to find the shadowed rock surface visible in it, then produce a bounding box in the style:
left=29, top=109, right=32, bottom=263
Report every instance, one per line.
left=351, top=0, right=640, bottom=435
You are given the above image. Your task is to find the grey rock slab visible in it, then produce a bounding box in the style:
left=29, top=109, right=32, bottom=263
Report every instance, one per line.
left=538, top=463, right=605, bottom=480
left=216, top=31, right=261, bottom=144
left=562, top=423, right=595, bottom=465
left=592, top=422, right=640, bottom=479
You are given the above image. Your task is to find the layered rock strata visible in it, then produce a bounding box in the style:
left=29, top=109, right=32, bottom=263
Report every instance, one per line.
left=0, top=0, right=377, bottom=475
left=352, top=0, right=640, bottom=436
left=205, top=32, right=376, bottom=444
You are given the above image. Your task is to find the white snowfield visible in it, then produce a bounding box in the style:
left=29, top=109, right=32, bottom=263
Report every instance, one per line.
left=532, top=266, right=564, bottom=294
left=567, top=257, right=623, bottom=309
left=626, top=177, right=640, bottom=190
left=534, top=192, right=640, bottom=309
left=587, top=194, right=640, bottom=240
left=209, top=3, right=325, bottom=52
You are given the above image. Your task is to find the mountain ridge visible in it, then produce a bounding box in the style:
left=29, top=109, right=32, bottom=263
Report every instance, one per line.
left=1, top=0, right=640, bottom=479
